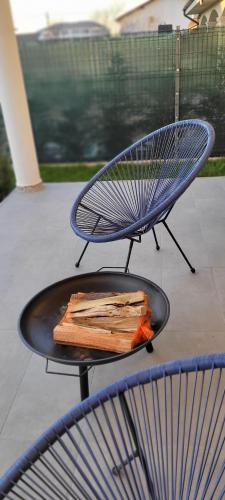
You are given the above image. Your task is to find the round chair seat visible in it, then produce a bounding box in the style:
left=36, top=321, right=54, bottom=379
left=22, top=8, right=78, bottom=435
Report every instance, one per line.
left=70, top=119, right=214, bottom=243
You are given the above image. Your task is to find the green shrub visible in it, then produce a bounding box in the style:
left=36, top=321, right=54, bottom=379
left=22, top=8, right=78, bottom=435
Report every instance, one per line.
left=0, top=154, right=15, bottom=202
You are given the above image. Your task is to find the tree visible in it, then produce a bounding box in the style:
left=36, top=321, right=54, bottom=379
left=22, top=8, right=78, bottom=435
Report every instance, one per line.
left=90, top=1, right=125, bottom=35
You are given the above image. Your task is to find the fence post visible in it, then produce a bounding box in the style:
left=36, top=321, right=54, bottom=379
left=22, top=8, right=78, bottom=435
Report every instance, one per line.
left=175, top=25, right=181, bottom=122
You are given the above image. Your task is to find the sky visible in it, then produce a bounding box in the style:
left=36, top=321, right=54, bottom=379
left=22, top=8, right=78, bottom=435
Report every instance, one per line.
left=10, top=0, right=140, bottom=33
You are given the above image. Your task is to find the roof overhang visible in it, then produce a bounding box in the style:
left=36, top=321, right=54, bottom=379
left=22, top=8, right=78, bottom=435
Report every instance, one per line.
left=184, top=0, right=219, bottom=16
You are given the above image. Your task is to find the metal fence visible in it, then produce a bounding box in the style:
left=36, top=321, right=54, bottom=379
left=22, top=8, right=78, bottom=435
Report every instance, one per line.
left=2, top=27, right=225, bottom=162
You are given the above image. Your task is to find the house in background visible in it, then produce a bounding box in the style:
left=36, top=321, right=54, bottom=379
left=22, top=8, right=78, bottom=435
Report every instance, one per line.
left=37, top=21, right=109, bottom=41
left=116, top=0, right=189, bottom=34
left=184, top=0, right=225, bottom=27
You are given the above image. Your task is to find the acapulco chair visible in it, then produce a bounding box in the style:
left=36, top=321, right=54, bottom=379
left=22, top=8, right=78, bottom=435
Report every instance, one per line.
left=70, top=119, right=215, bottom=273
left=1, top=353, right=225, bottom=499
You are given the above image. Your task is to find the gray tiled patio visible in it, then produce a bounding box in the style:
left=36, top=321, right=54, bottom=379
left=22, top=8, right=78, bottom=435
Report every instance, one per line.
left=1, top=177, right=225, bottom=475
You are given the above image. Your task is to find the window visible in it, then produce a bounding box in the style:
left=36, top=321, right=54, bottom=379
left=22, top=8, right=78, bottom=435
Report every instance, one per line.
left=208, top=9, right=219, bottom=27
left=221, top=8, right=225, bottom=26
left=200, top=15, right=207, bottom=27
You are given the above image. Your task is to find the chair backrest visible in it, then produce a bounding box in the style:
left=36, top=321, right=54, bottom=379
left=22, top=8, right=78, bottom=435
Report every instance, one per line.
left=70, top=119, right=215, bottom=242
left=1, top=353, right=225, bottom=499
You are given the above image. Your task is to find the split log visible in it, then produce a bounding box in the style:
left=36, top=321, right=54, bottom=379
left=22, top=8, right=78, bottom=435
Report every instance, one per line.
left=71, top=316, right=141, bottom=332
left=69, top=304, right=147, bottom=318
left=69, top=290, right=145, bottom=313
left=53, top=290, right=154, bottom=353
left=54, top=327, right=134, bottom=353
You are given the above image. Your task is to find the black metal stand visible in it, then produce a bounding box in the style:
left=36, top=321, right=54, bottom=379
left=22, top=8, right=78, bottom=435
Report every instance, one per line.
left=75, top=215, right=101, bottom=268
left=125, top=239, right=134, bottom=273
left=152, top=227, right=160, bottom=250
left=151, top=204, right=195, bottom=273
left=162, top=220, right=195, bottom=273
left=75, top=241, right=89, bottom=268
left=146, top=341, right=154, bottom=353
left=79, top=366, right=89, bottom=400
left=113, top=393, right=156, bottom=497
left=75, top=206, right=195, bottom=274
left=45, top=359, right=90, bottom=401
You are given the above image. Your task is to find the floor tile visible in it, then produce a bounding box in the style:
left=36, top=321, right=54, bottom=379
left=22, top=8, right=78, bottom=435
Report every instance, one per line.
left=1, top=354, right=82, bottom=442
left=162, top=266, right=225, bottom=332
left=0, top=332, right=30, bottom=432
left=213, top=268, right=225, bottom=316
left=0, top=438, right=32, bottom=476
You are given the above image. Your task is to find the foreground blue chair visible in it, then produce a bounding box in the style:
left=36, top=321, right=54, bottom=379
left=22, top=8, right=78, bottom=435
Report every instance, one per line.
left=71, top=119, right=215, bottom=272
left=1, top=353, right=225, bottom=499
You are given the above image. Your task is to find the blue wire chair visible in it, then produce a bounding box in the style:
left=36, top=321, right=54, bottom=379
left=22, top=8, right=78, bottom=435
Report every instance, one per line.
left=70, top=119, right=215, bottom=273
left=1, top=353, right=225, bottom=499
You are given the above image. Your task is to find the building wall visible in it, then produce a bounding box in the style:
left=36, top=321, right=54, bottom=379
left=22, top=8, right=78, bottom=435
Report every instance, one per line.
left=38, top=23, right=109, bottom=41
left=199, top=0, right=225, bottom=27
left=118, top=0, right=189, bottom=34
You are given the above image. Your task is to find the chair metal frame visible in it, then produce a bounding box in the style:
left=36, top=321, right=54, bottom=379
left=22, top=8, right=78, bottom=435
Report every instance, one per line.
left=70, top=119, right=215, bottom=273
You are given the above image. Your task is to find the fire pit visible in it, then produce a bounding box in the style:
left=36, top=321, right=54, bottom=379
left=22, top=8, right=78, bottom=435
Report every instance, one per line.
left=18, top=272, right=170, bottom=399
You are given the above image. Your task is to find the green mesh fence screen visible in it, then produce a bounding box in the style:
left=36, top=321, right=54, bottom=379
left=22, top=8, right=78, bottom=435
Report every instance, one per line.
left=0, top=106, right=8, bottom=152
left=179, top=28, right=225, bottom=156
left=0, top=106, right=14, bottom=202
left=16, top=27, right=225, bottom=162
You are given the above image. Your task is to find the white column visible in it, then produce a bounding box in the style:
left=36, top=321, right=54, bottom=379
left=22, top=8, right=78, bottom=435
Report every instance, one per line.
left=0, top=0, right=42, bottom=189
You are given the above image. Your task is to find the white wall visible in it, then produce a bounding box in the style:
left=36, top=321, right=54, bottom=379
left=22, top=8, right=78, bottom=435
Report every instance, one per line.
left=118, top=0, right=189, bottom=34
left=199, top=0, right=225, bottom=27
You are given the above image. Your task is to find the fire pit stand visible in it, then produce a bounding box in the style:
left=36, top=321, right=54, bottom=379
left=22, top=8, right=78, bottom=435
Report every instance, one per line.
left=18, top=272, right=170, bottom=400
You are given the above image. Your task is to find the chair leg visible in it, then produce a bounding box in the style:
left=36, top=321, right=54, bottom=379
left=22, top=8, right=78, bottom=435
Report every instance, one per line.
left=125, top=239, right=134, bottom=273
left=112, top=393, right=156, bottom=497
left=162, top=220, right=195, bottom=273
left=152, top=227, right=160, bottom=251
left=75, top=215, right=101, bottom=268
left=75, top=241, right=90, bottom=268
left=146, top=341, right=154, bottom=353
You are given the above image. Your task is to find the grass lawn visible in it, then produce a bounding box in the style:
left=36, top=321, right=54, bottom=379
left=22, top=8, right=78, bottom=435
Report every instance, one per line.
left=2, top=158, right=225, bottom=202
left=39, top=158, right=225, bottom=182
left=40, top=163, right=104, bottom=182
left=198, top=158, right=225, bottom=177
